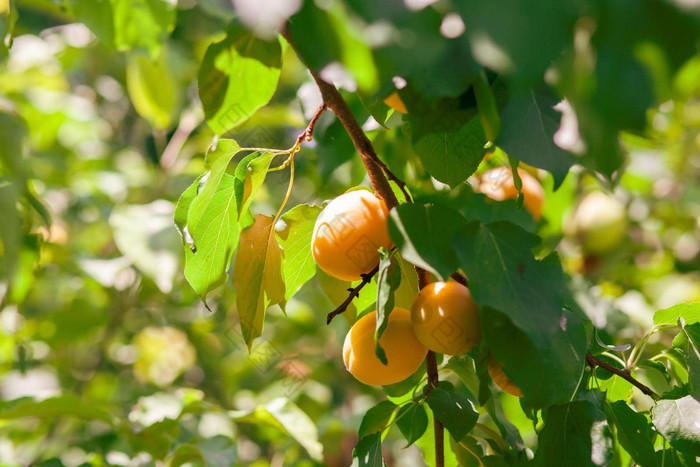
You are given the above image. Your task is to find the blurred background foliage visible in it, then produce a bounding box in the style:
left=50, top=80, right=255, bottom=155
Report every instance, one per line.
left=0, top=0, right=699, bottom=465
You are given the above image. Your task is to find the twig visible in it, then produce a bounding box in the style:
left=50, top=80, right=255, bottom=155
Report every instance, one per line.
left=450, top=272, right=468, bottom=287
left=585, top=352, right=659, bottom=399
left=294, top=103, right=327, bottom=149
left=326, top=266, right=379, bottom=324
left=285, top=29, right=443, bottom=467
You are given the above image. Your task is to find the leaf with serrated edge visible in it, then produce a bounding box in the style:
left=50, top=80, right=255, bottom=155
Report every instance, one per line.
left=184, top=174, right=239, bottom=300
left=233, top=214, right=285, bottom=349
left=199, top=24, right=282, bottom=134
left=498, top=89, right=575, bottom=189
left=413, top=116, right=486, bottom=188
left=187, top=139, right=241, bottom=238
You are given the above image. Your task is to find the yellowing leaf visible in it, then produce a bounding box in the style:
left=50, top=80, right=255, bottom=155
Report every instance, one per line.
left=233, top=214, right=285, bottom=349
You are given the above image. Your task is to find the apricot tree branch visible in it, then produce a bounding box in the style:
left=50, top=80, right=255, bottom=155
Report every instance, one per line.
left=450, top=272, right=468, bottom=287
left=285, top=31, right=444, bottom=467
left=326, top=266, right=379, bottom=325
left=294, top=103, right=327, bottom=149
left=585, top=352, right=659, bottom=399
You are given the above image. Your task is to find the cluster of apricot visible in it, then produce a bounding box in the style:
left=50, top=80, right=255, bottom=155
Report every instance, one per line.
left=310, top=182, right=531, bottom=397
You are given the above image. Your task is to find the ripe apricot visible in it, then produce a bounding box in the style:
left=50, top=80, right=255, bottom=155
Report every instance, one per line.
left=480, top=167, right=545, bottom=220
left=311, top=190, right=392, bottom=282
left=383, top=92, right=408, bottom=114
left=343, top=308, right=428, bottom=386
left=488, top=354, right=523, bottom=397
left=410, top=281, right=481, bottom=355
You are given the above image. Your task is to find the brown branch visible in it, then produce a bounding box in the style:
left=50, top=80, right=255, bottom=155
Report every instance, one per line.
left=294, top=103, right=327, bottom=149
left=285, top=29, right=443, bottom=467
left=450, top=272, right=468, bottom=287
left=326, top=266, right=379, bottom=325
left=585, top=352, right=659, bottom=399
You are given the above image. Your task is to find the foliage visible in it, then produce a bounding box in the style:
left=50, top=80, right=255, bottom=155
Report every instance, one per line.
left=1, top=0, right=700, bottom=465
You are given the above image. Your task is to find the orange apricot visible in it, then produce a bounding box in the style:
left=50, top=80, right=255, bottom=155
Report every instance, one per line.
left=488, top=354, right=523, bottom=397
left=480, top=167, right=545, bottom=220
left=311, top=190, right=392, bottom=282
left=410, top=281, right=481, bottom=355
left=343, top=308, right=428, bottom=386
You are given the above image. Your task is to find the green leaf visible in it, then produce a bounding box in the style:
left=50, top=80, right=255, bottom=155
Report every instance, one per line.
left=410, top=114, right=487, bottom=188
left=276, top=204, right=322, bottom=303
left=0, top=394, right=113, bottom=424
left=199, top=23, right=282, bottom=135
left=533, top=400, right=609, bottom=467
left=234, top=151, right=275, bottom=230
left=67, top=0, right=114, bottom=46
left=0, top=183, right=20, bottom=282
left=358, top=400, right=396, bottom=440
left=678, top=322, right=700, bottom=400
left=188, top=139, right=242, bottom=235
left=497, top=89, right=575, bottom=189
left=473, top=71, right=500, bottom=142
left=375, top=249, right=401, bottom=365
left=183, top=174, right=239, bottom=301
left=369, top=7, right=479, bottom=101
left=126, top=49, right=181, bottom=129
left=287, top=0, right=378, bottom=92
left=652, top=395, right=700, bottom=456
left=455, top=0, right=575, bottom=82
left=426, top=382, right=479, bottom=442
left=111, top=0, right=176, bottom=57
left=653, top=302, right=700, bottom=325
left=453, top=222, right=569, bottom=346
left=388, top=204, right=467, bottom=280
left=396, top=403, right=428, bottom=447
left=264, top=398, right=323, bottom=462
left=232, top=214, right=285, bottom=349
left=353, top=433, right=384, bottom=467
left=604, top=401, right=657, bottom=467
left=453, top=222, right=587, bottom=407
left=174, top=175, right=203, bottom=239
left=416, top=406, right=462, bottom=467
left=0, top=0, right=18, bottom=57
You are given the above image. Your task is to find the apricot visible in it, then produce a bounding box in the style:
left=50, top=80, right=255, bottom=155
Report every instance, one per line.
left=311, top=190, right=392, bottom=282
left=488, top=354, right=523, bottom=397
left=480, top=167, right=545, bottom=220
left=383, top=92, right=408, bottom=114
left=568, top=191, right=627, bottom=254
left=410, top=281, right=481, bottom=355
left=343, top=308, right=428, bottom=386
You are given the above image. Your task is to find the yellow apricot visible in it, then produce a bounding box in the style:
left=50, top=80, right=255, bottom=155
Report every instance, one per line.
left=411, top=281, right=481, bottom=355
left=311, top=190, right=392, bottom=282
left=480, top=167, right=545, bottom=221
left=343, top=308, right=428, bottom=386
left=488, top=354, right=523, bottom=397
